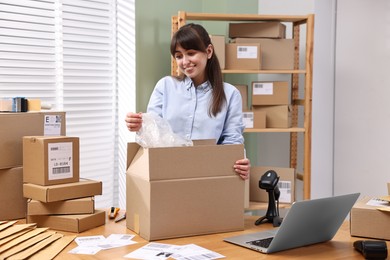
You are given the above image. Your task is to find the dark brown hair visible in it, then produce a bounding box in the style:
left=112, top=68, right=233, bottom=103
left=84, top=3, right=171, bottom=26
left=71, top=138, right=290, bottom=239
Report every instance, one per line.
left=170, top=23, right=226, bottom=117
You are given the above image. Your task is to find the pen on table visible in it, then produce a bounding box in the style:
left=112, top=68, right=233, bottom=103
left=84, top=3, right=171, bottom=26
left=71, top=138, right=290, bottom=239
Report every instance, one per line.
left=115, top=212, right=126, bottom=223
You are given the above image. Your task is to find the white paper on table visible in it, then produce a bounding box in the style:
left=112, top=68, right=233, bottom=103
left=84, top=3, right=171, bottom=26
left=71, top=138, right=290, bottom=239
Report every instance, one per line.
left=171, top=243, right=225, bottom=260
left=124, top=242, right=183, bottom=259
left=98, top=234, right=137, bottom=250
left=68, top=245, right=102, bottom=255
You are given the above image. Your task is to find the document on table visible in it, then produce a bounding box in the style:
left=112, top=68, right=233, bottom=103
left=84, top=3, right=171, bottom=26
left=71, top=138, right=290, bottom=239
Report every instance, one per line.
left=124, top=242, right=225, bottom=260
left=69, top=234, right=137, bottom=255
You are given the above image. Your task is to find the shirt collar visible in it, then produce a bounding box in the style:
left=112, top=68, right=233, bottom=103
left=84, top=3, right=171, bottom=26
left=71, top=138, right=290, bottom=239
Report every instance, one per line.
left=184, top=76, right=211, bottom=92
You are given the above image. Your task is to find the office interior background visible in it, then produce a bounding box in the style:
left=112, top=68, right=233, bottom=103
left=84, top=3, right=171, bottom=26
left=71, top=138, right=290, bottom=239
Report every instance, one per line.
left=0, top=0, right=388, bottom=209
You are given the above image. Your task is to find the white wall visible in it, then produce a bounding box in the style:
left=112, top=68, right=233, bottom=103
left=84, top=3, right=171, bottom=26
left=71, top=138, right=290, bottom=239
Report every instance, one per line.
left=334, top=0, right=390, bottom=197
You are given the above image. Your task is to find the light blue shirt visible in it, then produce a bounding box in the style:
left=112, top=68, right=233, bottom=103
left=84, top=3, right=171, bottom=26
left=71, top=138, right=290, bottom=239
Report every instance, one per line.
left=147, top=76, right=245, bottom=145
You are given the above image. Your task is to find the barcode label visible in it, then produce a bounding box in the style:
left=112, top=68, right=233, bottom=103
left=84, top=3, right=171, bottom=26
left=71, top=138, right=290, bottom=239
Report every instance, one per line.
left=237, top=45, right=258, bottom=59
left=52, top=166, right=70, bottom=174
left=253, top=82, right=273, bottom=95
left=278, top=181, right=292, bottom=203
left=242, top=112, right=254, bottom=128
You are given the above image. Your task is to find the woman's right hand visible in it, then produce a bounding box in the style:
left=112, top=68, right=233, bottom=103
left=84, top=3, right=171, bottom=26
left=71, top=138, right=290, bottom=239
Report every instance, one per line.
left=125, top=112, right=143, bottom=132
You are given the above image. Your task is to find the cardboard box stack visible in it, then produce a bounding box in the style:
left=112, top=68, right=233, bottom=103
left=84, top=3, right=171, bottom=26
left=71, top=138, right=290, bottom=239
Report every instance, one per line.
left=225, top=22, right=293, bottom=128
left=350, top=186, right=390, bottom=240
left=126, top=141, right=246, bottom=241
left=23, top=136, right=105, bottom=233
left=0, top=112, right=66, bottom=221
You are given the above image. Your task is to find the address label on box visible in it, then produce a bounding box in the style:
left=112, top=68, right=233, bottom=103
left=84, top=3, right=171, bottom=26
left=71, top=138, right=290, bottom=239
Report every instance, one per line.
left=48, top=142, right=73, bottom=180
left=243, top=112, right=254, bottom=128
left=253, top=82, right=274, bottom=95
left=44, top=115, right=62, bottom=136
left=237, top=46, right=258, bottom=59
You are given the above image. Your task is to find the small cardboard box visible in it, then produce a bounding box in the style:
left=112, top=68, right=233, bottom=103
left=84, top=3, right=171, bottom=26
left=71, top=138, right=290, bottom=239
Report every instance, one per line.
left=126, top=142, right=245, bottom=241
left=232, top=38, right=294, bottom=70
left=229, top=22, right=286, bottom=39
left=210, top=35, right=225, bottom=69
left=225, top=43, right=261, bottom=70
left=250, top=166, right=295, bottom=204
left=253, top=110, right=267, bottom=129
left=23, top=178, right=102, bottom=203
left=234, top=84, right=248, bottom=111
left=27, top=210, right=106, bottom=233
left=350, top=196, right=390, bottom=240
left=0, top=167, right=27, bottom=220
left=27, top=197, right=95, bottom=215
left=0, top=112, right=66, bottom=169
left=252, top=81, right=289, bottom=105
left=252, top=105, right=291, bottom=128
left=23, top=136, right=80, bottom=186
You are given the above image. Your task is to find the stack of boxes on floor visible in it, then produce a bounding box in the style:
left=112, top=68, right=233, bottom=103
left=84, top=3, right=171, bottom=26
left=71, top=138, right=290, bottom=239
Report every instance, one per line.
left=0, top=112, right=66, bottom=221
left=23, top=135, right=105, bottom=233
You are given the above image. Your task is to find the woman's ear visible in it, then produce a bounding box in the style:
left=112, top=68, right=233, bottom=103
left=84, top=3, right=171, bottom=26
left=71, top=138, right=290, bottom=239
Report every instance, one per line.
left=206, top=44, right=213, bottom=59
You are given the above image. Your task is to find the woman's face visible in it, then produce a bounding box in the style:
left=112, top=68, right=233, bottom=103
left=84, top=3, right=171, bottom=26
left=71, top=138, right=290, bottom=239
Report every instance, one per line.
left=173, top=44, right=213, bottom=87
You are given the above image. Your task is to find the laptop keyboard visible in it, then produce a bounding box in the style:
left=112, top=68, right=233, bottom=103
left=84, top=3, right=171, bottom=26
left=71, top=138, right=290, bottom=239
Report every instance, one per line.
left=247, top=237, right=273, bottom=248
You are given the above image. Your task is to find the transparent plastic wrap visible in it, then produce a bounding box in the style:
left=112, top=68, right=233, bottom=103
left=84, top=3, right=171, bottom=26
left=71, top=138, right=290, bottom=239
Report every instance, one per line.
left=135, top=112, right=193, bottom=148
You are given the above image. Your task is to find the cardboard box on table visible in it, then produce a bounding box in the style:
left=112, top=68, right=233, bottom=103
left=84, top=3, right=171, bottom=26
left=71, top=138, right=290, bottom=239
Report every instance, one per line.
left=23, top=136, right=80, bottom=186
left=250, top=166, right=296, bottom=204
left=0, top=111, right=66, bottom=170
left=0, top=167, right=27, bottom=220
left=126, top=142, right=245, bottom=241
left=23, top=178, right=102, bottom=203
left=27, top=197, right=95, bottom=215
left=350, top=196, right=390, bottom=240
left=27, top=210, right=106, bottom=233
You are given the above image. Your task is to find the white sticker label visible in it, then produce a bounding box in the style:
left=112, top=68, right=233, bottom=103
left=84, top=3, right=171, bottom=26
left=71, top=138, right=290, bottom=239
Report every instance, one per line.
left=44, top=115, right=62, bottom=136
left=253, top=82, right=274, bottom=95
left=48, top=142, right=73, bottom=180
left=278, top=181, right=292, bottom=203
left=242, top=112, right=254, bottom=128
left=237, top=46, right=258, bottom=59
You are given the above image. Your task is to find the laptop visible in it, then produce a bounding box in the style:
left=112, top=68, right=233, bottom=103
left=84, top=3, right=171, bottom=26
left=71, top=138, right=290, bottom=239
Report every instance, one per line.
left=224, top=193, right=360, bottom=254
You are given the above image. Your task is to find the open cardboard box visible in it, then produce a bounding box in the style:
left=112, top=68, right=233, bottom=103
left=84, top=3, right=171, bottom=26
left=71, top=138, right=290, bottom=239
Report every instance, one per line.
left=126, top=141, right=246, bottom=241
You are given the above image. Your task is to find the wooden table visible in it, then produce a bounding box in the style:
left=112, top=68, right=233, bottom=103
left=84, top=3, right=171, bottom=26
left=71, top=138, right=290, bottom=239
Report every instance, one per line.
left=53, top=211, right=386, bottom=259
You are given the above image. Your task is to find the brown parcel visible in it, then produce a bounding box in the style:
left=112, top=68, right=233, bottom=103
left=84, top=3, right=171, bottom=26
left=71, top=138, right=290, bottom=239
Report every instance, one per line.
left=27, top=197, right=95, bottom=215
left=0, top=112, right=66, bottom=170
left=27, top=210, right=106, bottom=233
left=0, top=167, right=27, bottom=221
left=23, top=178, right=102, bottom=203
left=250, top=166, right=296, bottom=204
left=232, top=38, right=294, bottom=70
left=210, top=35, right=225, bottom=69
left=234, top=84, right=248, bottom=111
left=225, top=43, right=261, bottom=70
left=126, top=142, right=245, bottom=241
left=23, top=136, right=80, bottom=186
left=252, top=105, right=291, bottom=128
left=350, top=196, right=390, bottom=240
left=252, top=81, right=289, bottom=105
left=229, top=22, right=286, bottom=39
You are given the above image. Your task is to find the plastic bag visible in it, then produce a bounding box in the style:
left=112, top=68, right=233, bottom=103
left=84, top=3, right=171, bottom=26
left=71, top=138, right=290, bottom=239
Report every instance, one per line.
left=135, top=112, right=193, bottom=148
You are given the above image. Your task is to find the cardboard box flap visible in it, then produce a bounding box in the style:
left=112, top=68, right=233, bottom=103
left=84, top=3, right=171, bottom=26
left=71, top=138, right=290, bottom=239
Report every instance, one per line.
left=127, top=144, right=244, bottom=181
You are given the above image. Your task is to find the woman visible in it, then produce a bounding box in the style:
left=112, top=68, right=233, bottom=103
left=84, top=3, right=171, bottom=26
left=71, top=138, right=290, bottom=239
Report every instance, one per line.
left=125, top=23, right=250, bottom=180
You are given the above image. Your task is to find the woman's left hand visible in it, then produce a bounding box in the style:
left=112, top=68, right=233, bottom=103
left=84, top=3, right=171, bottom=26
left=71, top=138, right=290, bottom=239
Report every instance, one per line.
left=234, top=158, right=251, bottom=180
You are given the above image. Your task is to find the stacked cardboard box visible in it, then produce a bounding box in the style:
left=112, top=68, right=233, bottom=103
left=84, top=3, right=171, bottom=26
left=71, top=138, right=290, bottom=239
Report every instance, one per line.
left=227, top=22, right=294, bottom=70
left=23, top=136, right=105, bottom=233
left=0, top=112, right=66, bottom=221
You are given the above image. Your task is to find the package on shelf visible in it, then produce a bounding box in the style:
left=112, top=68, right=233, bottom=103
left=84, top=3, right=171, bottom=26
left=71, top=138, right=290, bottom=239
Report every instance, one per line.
left=229, top=22, right=286, bottom=39
left=232, top=38, right=294, bottom=70
left=252, top=81, right=289, bottom=106
left=210, top=35, right=225, bottom=69
left=0, top=167, right=27, bottom=220
left=234, top=84, right=248, bottom=111
left=126, top=141, right=245, bottom=241
left=250, top=166, right=296, bottom=204
left=252, top=105, right=291, bottom=128
left=0, top=111, right=66, bottom=170
left=225, top=43, right=261, bottom=70
left=23, top=136, right=80, bottom=186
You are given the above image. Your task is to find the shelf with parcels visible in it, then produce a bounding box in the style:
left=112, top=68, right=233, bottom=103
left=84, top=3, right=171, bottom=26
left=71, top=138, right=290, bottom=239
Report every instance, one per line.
left=171, top=11, right=314, bottom=200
